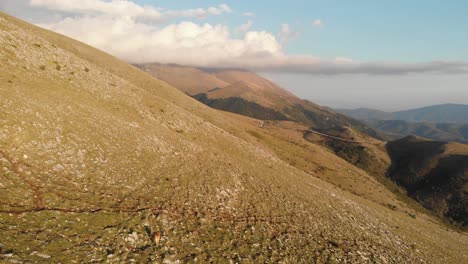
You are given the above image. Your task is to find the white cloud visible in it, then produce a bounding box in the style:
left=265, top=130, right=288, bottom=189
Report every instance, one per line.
left=34, top=14, right=468, bottom=75
left=278, top=23, right=299, bottom=43
left=235, top=20, right=253, bottom=34
left=1, top=0, right=466, bottom=75
left=253, top=59, right=468, bottom=75
left=39, top=15, right=282, bottom=66
left=164, top=4, right=232, bottom=19
left=312, top=19, right=323, bottom=27
left=29, top=0, right=232, bottom=21
left=243, top=12, right=255, bottom=17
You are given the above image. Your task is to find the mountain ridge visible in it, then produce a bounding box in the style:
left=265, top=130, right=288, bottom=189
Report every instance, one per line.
left=337, top=104, right=468, bottom=143
left=138, top=63, right=382, bottom=138
left=386, top=136, right=468, bottom=226
left=365, top=119, right=468, bottom=144
left=337, top=103, right=468, bottom=124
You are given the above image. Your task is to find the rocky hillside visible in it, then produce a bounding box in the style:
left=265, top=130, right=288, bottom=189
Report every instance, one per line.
left=1, top=12, right=467, bottom=263
left=386, top=136, right=468, bottom=226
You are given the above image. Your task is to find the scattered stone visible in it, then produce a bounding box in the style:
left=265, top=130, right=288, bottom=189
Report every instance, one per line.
left=30, top=251, right=51, bottom=259
left=152, top=231, right=161, bottom=245
left=125, top=232, right=139, bottom=246
left=36, top=253, right=51, bottom=259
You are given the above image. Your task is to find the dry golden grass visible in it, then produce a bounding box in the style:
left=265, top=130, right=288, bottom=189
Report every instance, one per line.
left=139, top=63, right=305, bottom=109
left=136, top=63, right=229, bottom=95
left=0, top=12, right=467, bottom=263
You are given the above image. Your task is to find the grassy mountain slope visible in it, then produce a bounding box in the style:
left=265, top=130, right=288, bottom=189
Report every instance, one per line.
left=137, top=64, right=297, bottom=109
left=302, top=125, right=468, bottom=226
left=133, top=63, right=229, bottom=95
left=1, top=12, right=467, bottom=263
left=217, top=115, right=466, bottom=231
left=304, top=126, right=390, bottom=179
left=386, top=136, right=468, bottom=226
left=193, top=93, right=288, bottom=121
left=138, top=63, right=380, bottom=136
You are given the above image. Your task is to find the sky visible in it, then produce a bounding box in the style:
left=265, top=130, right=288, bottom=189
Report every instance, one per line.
left=1, top=0, right=467, bottom=111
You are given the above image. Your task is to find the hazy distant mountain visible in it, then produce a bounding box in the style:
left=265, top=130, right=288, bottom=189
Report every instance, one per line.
left=337, top=104, right=468, bottom=124
left=394, top=104, right=468, bottom=123
left=337, top=104, right=468, bottom=143
left=335, top=108, right=394, bottom=120
left=365, top=120, right=468, bottom=144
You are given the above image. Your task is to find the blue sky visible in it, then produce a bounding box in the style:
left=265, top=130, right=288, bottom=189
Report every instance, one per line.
left=139, top=0, right=468, bottom=62
left=1, top=0, right=467, bottom=110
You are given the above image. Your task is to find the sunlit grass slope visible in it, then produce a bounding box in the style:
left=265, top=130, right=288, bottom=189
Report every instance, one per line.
left=0, top=12, right=467, bottom=263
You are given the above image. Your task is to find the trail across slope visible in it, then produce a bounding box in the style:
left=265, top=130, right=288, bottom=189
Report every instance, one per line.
left=305, top=128, right=385, bottom=145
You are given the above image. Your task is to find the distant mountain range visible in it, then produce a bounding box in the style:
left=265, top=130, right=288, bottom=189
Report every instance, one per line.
left=365, top=120, right=468, bottom=144
left=337, top=104, right=468, bottom=143
left=337, top=104, right=468, bottom=123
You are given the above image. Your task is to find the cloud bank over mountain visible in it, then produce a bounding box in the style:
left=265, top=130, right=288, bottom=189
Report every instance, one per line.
left=2, top=0, right=467, bottom=75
